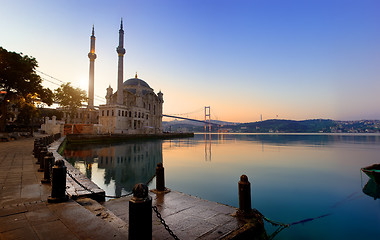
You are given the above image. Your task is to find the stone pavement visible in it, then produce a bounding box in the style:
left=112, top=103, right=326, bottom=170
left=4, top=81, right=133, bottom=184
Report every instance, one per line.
left=0, top=137, right=126, bottom=240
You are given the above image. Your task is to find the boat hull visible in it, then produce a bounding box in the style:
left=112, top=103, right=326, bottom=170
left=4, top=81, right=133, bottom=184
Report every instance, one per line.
left=361, top=164, right=380, bottom=185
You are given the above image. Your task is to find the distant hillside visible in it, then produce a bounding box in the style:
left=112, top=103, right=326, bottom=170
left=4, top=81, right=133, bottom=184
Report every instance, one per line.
left=163, top=118, right=380, bottom=133
left=236, top=119, right=336, bottom=133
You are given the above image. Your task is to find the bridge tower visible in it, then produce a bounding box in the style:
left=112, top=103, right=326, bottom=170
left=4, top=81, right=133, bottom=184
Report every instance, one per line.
left=204, top=106, right=211, bottom=132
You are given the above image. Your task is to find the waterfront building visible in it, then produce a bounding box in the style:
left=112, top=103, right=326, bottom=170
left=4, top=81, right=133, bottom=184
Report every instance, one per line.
left=98, top=20, right=164, bottom=134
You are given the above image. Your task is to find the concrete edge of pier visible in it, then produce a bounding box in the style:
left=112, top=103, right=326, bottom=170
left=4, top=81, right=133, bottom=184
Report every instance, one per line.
left=48, top=137, right=106, bottom=202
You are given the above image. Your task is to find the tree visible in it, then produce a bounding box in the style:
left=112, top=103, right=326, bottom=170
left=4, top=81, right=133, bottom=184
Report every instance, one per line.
left=54, top=83, right=87, bottom=123
left=0, top=47, right=53, bottom=132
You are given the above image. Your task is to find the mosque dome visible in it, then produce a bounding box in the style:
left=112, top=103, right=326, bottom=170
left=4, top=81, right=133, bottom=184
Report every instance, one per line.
left=123, top=73, right=153, bottom=95
left=123, top=75, right=151, bottom=89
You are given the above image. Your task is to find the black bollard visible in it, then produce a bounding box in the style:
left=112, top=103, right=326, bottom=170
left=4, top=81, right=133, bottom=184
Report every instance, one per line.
left=38, top=148, right=48, bottom=172
left=129, top=183, right=152, bottom=240
left=33, top=142, right=41, bottom=159
left=156, top=163, right=165, bottom=191
left=36, top=146, right=47, bottom=165
left=48, top=159, right=68, bottom=203
left=238, top=175, right=253, bottom=217
left=41, top=152, right=54, bottom=184
left=33, top=139, right=40, bottom=155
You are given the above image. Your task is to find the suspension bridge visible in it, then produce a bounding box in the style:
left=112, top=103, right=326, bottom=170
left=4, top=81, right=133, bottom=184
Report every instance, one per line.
left=163, top=106, right=223, bottom=132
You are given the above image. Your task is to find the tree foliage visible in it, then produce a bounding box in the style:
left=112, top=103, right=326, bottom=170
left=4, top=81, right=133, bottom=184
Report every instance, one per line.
left=54, top=82, right=87, bottom=122
left=0, top=47, right=53, bottom=131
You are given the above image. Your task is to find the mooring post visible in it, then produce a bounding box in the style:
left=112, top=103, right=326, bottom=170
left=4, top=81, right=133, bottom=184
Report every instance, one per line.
left=41, top=152, right=54, bottom=184
left=33, top=142, right=41, bottom=159
left=48, top=159, right=68, bottom=203
left=129, top=183, right=152, bottom=240
left=33, top=139, right=40, bottom=156
left=156, top=162, right=165, bottom=191
left=36, top=146, right=47, bottom=166
left=38, top=147, right=48, bottom=172
left=238, top=174, right=253, bottom=217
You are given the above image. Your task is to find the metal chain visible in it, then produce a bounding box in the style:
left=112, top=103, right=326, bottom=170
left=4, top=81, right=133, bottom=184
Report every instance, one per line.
left=152, top=206, right=180, bottom=240
left=253, top=208, right=289, bottom=227
left=66, top=170, right=132, bottom=198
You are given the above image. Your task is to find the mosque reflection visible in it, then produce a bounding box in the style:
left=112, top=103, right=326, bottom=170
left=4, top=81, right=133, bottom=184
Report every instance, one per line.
left=63, top=140, right=162, bottom=197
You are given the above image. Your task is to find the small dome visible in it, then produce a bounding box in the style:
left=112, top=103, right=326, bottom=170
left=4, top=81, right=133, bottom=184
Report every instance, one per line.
left=123, top=78, right=151, bottom=89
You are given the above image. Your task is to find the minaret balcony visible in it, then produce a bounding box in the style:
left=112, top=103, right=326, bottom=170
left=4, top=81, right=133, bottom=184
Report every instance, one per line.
left=88, top=53, right=97, bottom=59
left=116, top=47, right=126, bottom=55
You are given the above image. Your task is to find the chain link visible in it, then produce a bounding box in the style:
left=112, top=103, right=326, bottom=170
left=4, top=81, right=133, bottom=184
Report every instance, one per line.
left=253, top=208, right=289, bottom=227
left=152, top=206, right=180, bottom=240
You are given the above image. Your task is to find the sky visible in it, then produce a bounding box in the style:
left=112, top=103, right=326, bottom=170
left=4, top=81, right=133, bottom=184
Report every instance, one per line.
left=1, top=0, right=380, bottom=122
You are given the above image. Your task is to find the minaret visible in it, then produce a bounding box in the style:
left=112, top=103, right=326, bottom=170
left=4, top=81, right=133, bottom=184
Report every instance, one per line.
left=116, top=18, right=126, bottom=105
left=88, top=25, right=96, bottom=109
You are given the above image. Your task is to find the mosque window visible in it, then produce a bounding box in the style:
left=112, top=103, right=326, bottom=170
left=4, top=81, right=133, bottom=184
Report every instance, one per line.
left=142, top=113, right=144, bottom=118
left=107, top=110, right=109, bottom=116
left=129, top=111, right=132, bottom=117
left=135, top=112, right=137, bottom=118
left=112, top=110, right=114, bottom=116
left=102, top=110, right=104, bottom=116
left=118, top=110, right=120, bottom=116
left=146, top=114, right=148, bottom=120
left=138, top=112, right=141, bottom=118
left=122, top=111, right=124, bottom=117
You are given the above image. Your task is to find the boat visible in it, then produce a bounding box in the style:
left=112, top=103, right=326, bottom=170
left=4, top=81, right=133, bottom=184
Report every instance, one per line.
left=361, top=164, right=380, bottom=185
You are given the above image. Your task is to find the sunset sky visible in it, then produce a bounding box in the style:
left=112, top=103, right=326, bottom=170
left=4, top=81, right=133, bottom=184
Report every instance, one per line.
left=1, top=0, right=379, bottom=122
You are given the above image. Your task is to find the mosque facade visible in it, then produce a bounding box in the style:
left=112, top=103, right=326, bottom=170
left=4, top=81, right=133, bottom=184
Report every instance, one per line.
left=98, top=20, right=164, bottom=134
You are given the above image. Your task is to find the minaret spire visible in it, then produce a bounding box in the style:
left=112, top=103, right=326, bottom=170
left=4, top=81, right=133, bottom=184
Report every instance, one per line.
left=116, top=18, right=126, bottom=105
left=88, top=25, right=97, bottom=109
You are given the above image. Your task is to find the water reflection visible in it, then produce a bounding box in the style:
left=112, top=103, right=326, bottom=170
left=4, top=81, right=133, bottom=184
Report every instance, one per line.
left=362, top=179, right=380, bottom=200
left=205, top=133, right=211, bottom=161
left=64, top=140, right=162, bottom=197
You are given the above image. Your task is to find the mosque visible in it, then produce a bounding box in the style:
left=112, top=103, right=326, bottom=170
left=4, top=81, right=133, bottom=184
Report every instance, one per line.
left=77, top=20, right=164, bottom=134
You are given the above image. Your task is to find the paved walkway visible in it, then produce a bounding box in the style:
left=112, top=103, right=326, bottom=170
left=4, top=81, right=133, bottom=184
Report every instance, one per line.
left=0, top=137, right=126, bottom=240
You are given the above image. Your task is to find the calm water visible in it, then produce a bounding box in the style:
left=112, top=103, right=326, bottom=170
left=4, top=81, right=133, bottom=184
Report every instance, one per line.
left=63, top=133, right=380, bottom=239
